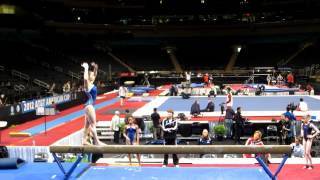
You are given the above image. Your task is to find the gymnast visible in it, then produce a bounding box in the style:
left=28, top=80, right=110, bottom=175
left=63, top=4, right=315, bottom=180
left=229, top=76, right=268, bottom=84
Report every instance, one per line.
left=301, top=115, right=320, bottom=170
left=81, top=62, right=105, bottom=145
left=123, top=116, right=141, bottom=165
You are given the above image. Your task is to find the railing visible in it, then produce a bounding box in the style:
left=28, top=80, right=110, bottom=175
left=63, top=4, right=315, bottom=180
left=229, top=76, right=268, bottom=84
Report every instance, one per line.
left=33, top=78, right=50, bottom=89
left=14, top=84, right=25, bottom=91
left=11, top=69, right=30, bottom=81
left=54, top=66, right=63, bottom=73
left=67, top=71, right=81, bottom=80
left=41, top=62, right=50, bottom=69
left=0, top=65, right=4, bottom=71
left=98, top=69, right=106, bottom=75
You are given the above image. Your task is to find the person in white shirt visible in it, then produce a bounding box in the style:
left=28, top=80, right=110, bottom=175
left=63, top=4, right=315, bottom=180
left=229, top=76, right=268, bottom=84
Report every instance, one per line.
left=185, top=71, right=191, bottom=84
left=226, top=87, right=233, bottom=108
left=119, top=85, right=128, bottom=106
left=297, top=98, right=308, bottom=112
left=111, top=111, right=121, bottom=143
left=266, top=74, right=272, bottom=86
left=290, top=137, right=304, bottom=158
left=277, top=74, right=283, bottom=86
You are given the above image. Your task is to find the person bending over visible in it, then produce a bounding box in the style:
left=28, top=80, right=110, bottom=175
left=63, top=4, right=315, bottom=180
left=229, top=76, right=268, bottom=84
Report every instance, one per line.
left=244, top=130, right=271, bottom=163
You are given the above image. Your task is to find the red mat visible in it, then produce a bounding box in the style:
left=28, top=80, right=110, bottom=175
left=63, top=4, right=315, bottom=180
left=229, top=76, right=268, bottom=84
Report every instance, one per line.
left=0, top=92, right=117, bottom=146
left=148, top=90, right=165, bottom=96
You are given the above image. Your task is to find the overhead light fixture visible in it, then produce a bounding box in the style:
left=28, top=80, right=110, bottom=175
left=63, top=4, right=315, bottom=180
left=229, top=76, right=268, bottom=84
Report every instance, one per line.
left=237, top=47, right=242, bottom=53
left=201, top=0, right=205, bottom=4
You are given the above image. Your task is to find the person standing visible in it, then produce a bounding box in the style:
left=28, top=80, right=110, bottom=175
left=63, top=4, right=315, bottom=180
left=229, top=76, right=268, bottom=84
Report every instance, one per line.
left=301, top=115, right=320, bottom=170
left=224, top=106, right=235, bottom=139
left=277, top=74, right=284, bottom=86
left=81, top=62, right=105, bottom=145
left=162, top=109, right=179, bottom=167
left=185, top=71, right=191, bottom=85
left=151, top=108, right=161, bottom=140
left=226, top=87, right=233, bottom=108
left=124, top=109, right=131, bottom=125
left=123, top=116, right=141, bottom=165
left=287, top=72, right=294, bottom=88
left=278, top=115, right=291, bottom=145
left=283, top=106, right=297, bottom=141
left=203, top=73, right=209, bottom=87
left=233, top=107, right=246, bottom=144
left=266, top=74, right=272, bottom=86
left=111, top=111, right=121, bottom=144
left=119, top=85, right=128, bottom=106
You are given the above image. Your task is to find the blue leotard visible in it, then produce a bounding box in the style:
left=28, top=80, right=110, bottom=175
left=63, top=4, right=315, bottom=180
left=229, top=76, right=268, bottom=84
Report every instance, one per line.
left=303, top=123, right=313, bottom=140
left=85, top=84, right=97, bottom=106
left=127, top=126, right=137, bottom=145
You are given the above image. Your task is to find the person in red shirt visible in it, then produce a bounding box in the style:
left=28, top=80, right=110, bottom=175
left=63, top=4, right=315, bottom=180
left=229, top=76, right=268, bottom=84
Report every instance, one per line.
left=287, top=73, right=294, bottom=88
left=243, top=130, right=271, bottom=161
left=203, top=73, right=209, bottom=87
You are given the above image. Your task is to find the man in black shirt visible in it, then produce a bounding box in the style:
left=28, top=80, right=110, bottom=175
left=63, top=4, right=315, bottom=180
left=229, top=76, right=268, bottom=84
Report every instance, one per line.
left=201, top=98, right=214, bottom=112
left=224, top=106, right=235, bottom=139
left=161, top=109, right=179, bottom=167
left=190, top=100, right=201, bottom=117
left=278, top=115, right=291, bottom=145
left=151, top=108, right=161, bottom=140
left=169, top=84, right=178, bottom=96
left=233, top=107, right=246, bottom=144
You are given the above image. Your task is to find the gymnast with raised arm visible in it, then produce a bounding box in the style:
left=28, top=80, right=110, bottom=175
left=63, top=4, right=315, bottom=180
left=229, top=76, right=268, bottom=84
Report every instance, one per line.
left=81, top=62, right=105, bottom=145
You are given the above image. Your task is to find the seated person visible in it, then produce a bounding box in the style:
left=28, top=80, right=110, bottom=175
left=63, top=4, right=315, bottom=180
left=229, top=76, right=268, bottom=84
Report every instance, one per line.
left=181, top=91, right=190, bottom=99
left=201, top=97, right=214, bottom=112
left=190, top=100, right=201, bottom=116
left=169, top=84, right=178, bottom=96
left=297, top=98, right=308, bottom=112
left=243, top=131, right=271, bottom=163
left=198, top=129, right=212, bottom=158
left=306, top=84, right=314, bottom=95
left=290, top=137, right=304, bottom=158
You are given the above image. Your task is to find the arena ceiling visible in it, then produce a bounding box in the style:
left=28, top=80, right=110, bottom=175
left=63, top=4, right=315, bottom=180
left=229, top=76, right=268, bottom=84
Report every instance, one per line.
left=1, top=0, right=320, bottom=44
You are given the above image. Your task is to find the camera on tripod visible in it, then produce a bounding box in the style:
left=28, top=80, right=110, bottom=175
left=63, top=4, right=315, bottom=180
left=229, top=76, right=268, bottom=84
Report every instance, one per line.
left=287, top=102, right=297, bottom=112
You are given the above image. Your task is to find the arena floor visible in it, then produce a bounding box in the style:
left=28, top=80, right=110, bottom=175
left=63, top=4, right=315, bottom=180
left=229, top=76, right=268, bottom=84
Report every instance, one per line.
left=1, top=89, right=320, bottom=180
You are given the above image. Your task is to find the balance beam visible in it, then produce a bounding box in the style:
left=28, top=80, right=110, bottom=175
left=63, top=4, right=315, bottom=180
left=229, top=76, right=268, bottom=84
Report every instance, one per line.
left=50, top=145, right=291, bottom=154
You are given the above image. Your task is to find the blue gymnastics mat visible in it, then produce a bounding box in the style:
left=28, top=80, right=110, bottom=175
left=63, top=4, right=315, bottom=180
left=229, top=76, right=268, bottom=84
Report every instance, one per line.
left=0, top=162, right=90, bottom=180
left=157, top=96, right=320, bottom=112
left=79, top=166, right=270, bottom=180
